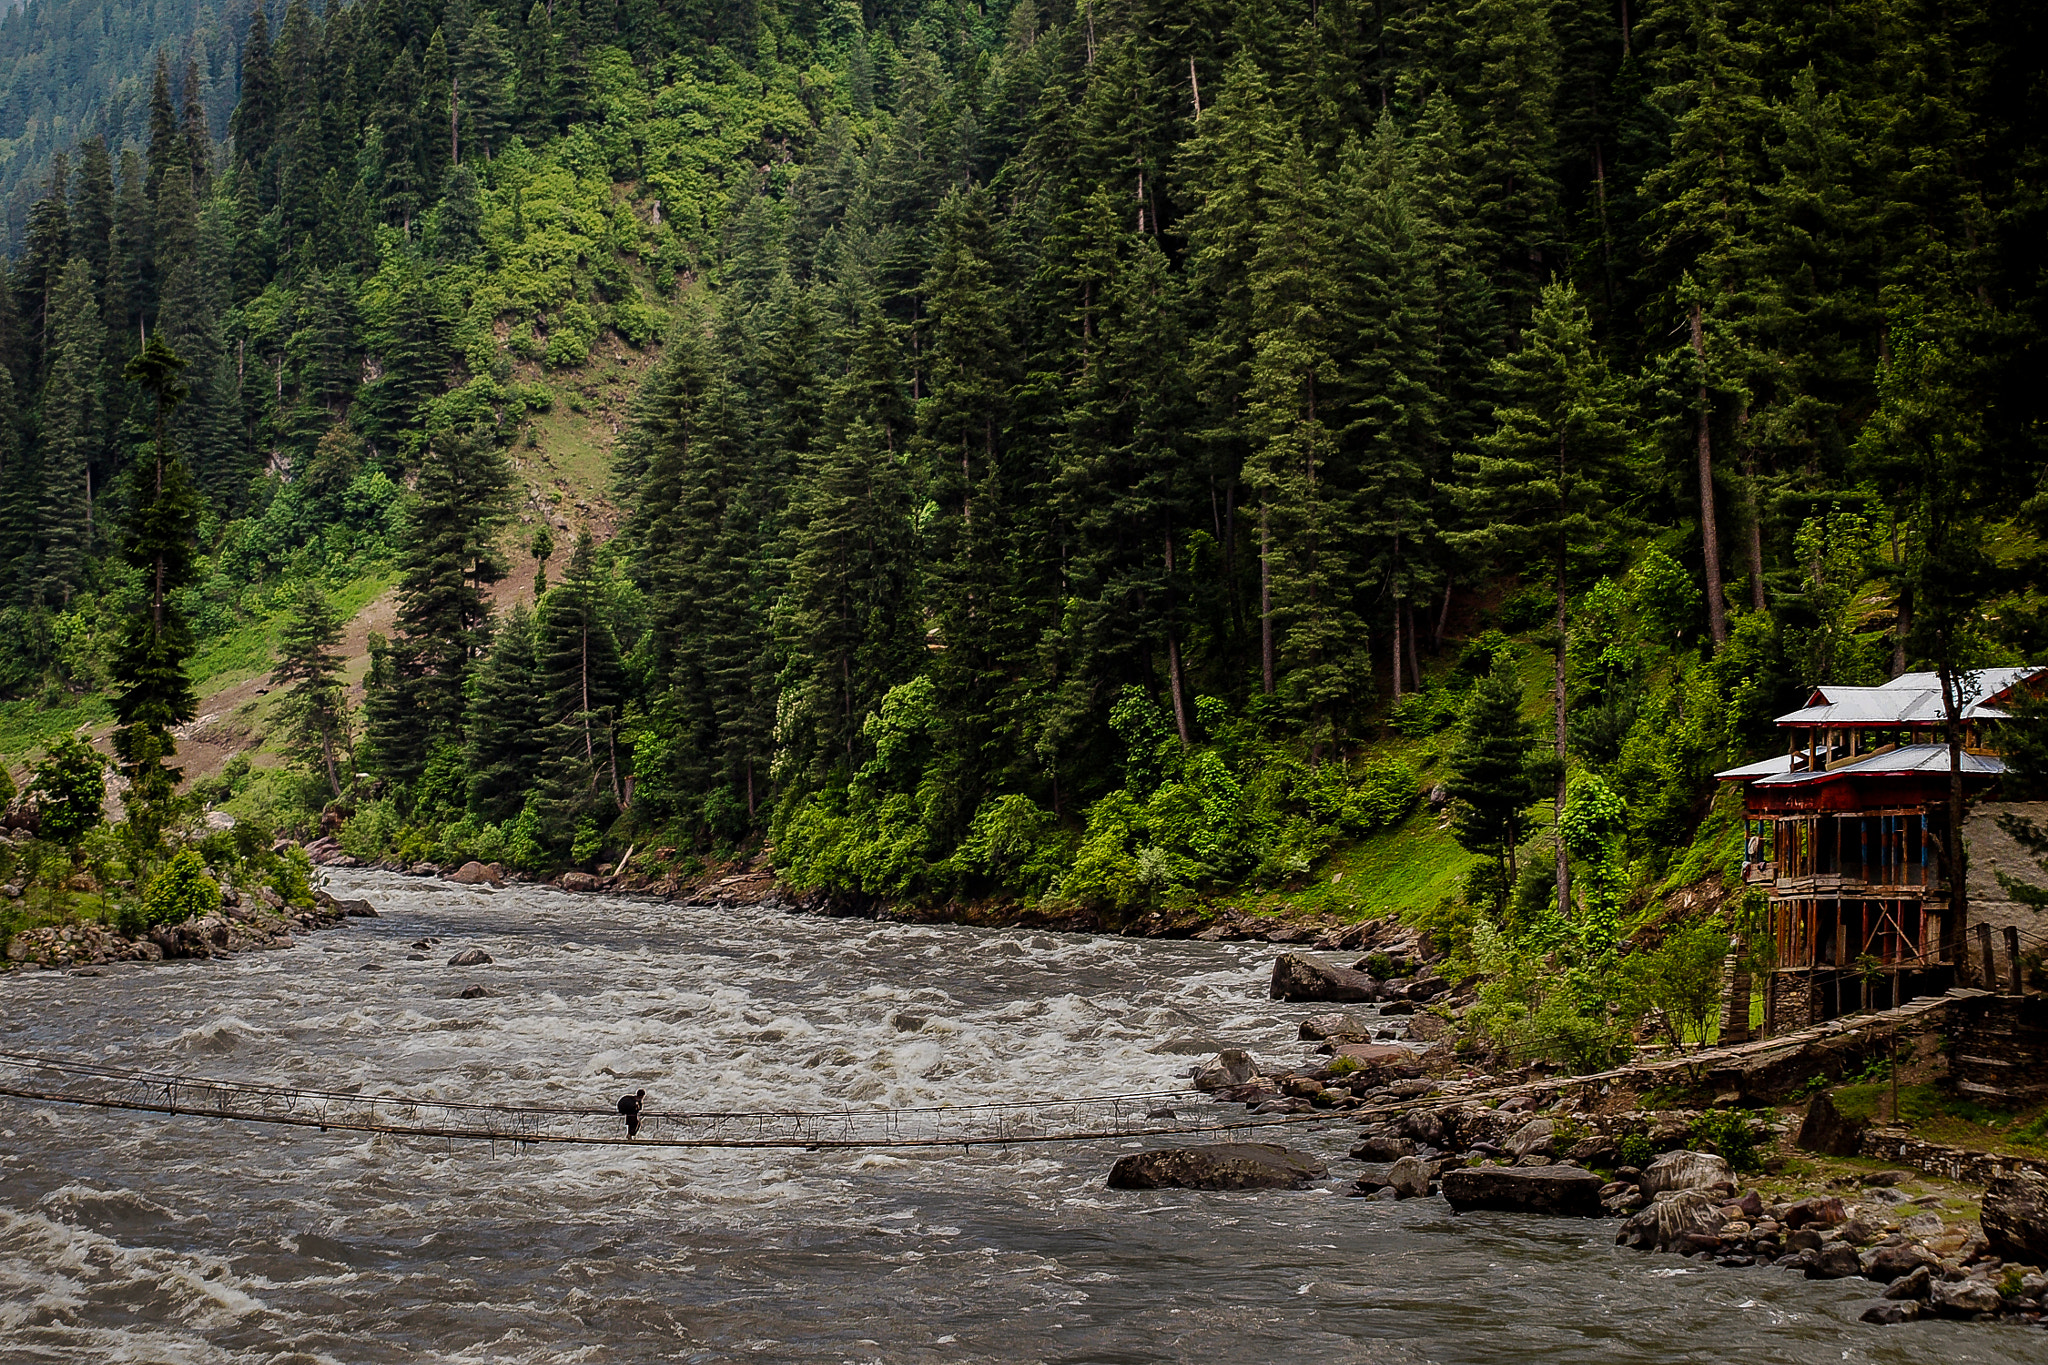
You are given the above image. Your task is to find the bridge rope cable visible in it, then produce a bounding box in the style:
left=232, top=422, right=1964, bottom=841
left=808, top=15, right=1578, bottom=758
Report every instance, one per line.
left=1, top=996, right=1951, bottom=1151
left=0, top=1049, right=1338, bottom=1150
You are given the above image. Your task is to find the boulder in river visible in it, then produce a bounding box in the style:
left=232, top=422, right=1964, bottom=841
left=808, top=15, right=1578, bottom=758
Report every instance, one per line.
left=1269, top=953, right=1379, bottom=1003
left=1863, top=1244, right=1940, bottom=1284
left=1192, top=1049, right=1257, bottom=1092
left=1440, top=1164, right=1605, bottom=1217
left=1106, top=1143, right=1328, bottom=1192
left=558, top=871, right=602, bottom=893
left=1929, top=1276, right=2004, bottom=1317
left=1614, top=1189, right=1726, bottom=1249
left=1638, top=1150, right=1733, bottom=1196
left=1387, top=1155, right=1431, bottom=1199
left=1980, top=1168, right=2048, bottom=1263
left=447, top=861, right=505, bottom=886
left=458, top=984, right=495, bottom=999
left=1349, top=1130, right=1416, bottom=1162
left=1298, top=1012, right=1373, bottom=1041
left=447, top=948, right=494, bottom=966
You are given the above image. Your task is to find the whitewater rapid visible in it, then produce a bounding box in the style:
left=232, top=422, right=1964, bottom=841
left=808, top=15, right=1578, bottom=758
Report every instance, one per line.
left=0, top=871, right=2033, bottom=1363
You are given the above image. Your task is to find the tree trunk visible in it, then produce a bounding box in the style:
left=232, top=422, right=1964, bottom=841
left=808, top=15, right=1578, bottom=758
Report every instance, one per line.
left=1691, top=302, right=1729, bottom=647
left=1391, top=593, right=1405, bottom=702
left=1165, top=533, right=1190, bottom=745
left=1554, top=538, right=1572, bottom=918
left=1406, top=601, right=1423, bottom=692
left=1938, top=661, right=1970, bottom=978
left=1259, top=506, right=1274, bottom=695
left=1739, top=407, right=1766, bottom=613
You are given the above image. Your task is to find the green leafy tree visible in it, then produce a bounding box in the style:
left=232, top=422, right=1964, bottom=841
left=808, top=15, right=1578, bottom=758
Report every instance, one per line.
left=31, top=734, right=106, bottom=847
left=1855, top=302, right=2001, bottom=974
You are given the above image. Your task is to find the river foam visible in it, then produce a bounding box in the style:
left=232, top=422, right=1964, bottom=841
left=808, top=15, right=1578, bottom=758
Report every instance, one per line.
left=0, top=871, right=2034, bottom=1363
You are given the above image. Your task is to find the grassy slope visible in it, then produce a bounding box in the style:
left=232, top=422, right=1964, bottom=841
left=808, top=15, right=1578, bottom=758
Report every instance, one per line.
left=0, top=341, right=651, bottom=788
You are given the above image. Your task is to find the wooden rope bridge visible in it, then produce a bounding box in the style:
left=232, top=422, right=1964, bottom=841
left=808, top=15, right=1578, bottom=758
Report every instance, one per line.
left=0, top=1049, right=1323, bottom=1150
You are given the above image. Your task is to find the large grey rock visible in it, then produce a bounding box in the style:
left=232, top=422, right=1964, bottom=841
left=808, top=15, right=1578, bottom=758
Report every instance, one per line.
left=1349, top=1131, right=1416, bottom=1162
left=1299, top=1012, right=1373, bottom=1041
left=1106, top=1143, right=1328, bottom=1192
left=1387, top=1155, right=1431, bottom=1199
left=1639, top=1150, right=1733, bottom=1196
left=1863, top=1244, right=1940, bottom=1284
left=1882, top=1265, right=1934, bottom=1300
left=1270, top=953, right=1380, bottom=1003
left=557, top=871, right=602, bottom=893
left=1804, top=1242, right=1863, bottom=1280
left=1505, top=1118, right=1555, bottom=1160
left=1193, top=1049, right=1257, bottom=1092
left=447, top=947, right=494, bottom=966
left=1441, top=1164, right=1605, bottom=1217
left=1796, top=1090, right=1868, bottom=1157
left=1980, top=1168, right=2048, bottom=1264
left=1615, top=1190, right=1727, bottom=1250
left=447, top=861, right=505, bottom=886
left=1929, top=1276, right=2004, bottom=1317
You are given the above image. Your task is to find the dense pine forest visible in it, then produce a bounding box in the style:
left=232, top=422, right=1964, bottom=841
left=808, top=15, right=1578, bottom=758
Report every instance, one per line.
left=2, top=0, right=2046, bottom=1051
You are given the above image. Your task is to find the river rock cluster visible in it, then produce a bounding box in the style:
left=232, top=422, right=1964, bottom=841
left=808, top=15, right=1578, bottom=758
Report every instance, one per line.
left=1607, top=1157, right=2048, bottom=1325
left=3, top=887, right=372, bottom=970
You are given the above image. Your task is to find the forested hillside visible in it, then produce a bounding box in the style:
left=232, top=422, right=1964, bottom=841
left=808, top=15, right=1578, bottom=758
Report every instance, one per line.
left=2, top=0, right=2046, bottom=1042
left=0, top=0, right=247, bottom=246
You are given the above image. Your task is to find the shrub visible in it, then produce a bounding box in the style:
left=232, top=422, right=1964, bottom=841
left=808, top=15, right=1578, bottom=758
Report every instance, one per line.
left=1688, top=1108, right=1763, bottom=1171
left=31, top=734, right=105, bottom=846
left=140, top=850, right=222, bottom=928
left=1617, top=1131, right=1656, bottom=1168
left=339, top=799, right=399, bottom=860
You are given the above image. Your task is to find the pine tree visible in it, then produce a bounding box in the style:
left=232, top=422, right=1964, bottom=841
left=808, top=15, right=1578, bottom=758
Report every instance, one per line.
left=1448, top=281, right=1628, bottom=916
left=466, top=604, right=545, bottom=823
left=1640, top=0, right=1770, bottom=647
left=18, top=154, right=70, bottom=376
left=363, top=432, right=512, bottom=788
left=1335, top=121, right=1444, bottom=701
left=1446, top=656, right=1540, bottom=913
left=1244, top=134, right=1362, bottom=741
left=111, top=338, right=201, bottom=848
left=270, top=581, right=352, bottom=800
left=232, top=6, right=279, bottom=198
left=535, top=532, right=629, bottom=822
left=34, top=259, right=102, bottom=609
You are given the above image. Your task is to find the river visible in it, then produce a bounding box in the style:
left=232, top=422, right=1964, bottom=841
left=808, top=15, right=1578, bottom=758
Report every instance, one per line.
left=0, top=871, right=2036, bottom=1364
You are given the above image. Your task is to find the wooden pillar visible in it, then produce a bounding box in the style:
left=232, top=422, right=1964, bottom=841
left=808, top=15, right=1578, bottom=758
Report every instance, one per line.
left=1976, top=922, right=1996, bottom=989
left=2006, top=925, right=2024, bottom=996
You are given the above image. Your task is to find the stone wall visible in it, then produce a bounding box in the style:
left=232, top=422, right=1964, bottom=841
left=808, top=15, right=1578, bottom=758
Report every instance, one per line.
left=1947, top=993, right=2048, bottom=1103
left=1857, top=1127, right=2048, bottom=1187
left=1964, top=801, right=2048, bottom=961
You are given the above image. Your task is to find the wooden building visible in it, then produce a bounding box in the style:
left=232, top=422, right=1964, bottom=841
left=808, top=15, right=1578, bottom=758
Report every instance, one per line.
left=1715, top=666, right=2046, bottom=1032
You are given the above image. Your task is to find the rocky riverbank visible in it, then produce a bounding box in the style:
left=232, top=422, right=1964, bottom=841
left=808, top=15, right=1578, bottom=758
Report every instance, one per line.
left=302, top=841, right=1440, bottom=946
left=1158, top=1011, right=2048, bottom=1331
left=2, top=887, right=375, bottom=971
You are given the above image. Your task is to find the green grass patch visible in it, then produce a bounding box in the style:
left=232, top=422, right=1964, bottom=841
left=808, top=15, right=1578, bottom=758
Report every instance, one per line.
left=1828, top=1082, right=2048, bottom=1153
left=1238, top=806, right=1482, bottom=922
left=0, top=693, right=109, bottom=772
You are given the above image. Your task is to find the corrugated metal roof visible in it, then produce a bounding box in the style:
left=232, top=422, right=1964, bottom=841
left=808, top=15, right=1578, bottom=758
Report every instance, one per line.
left=1715, top=753, right=1798, bottom=781
left=1775, top=665, right=2044, bottom=728
left=1750, top=745, right=2006, bottom=787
